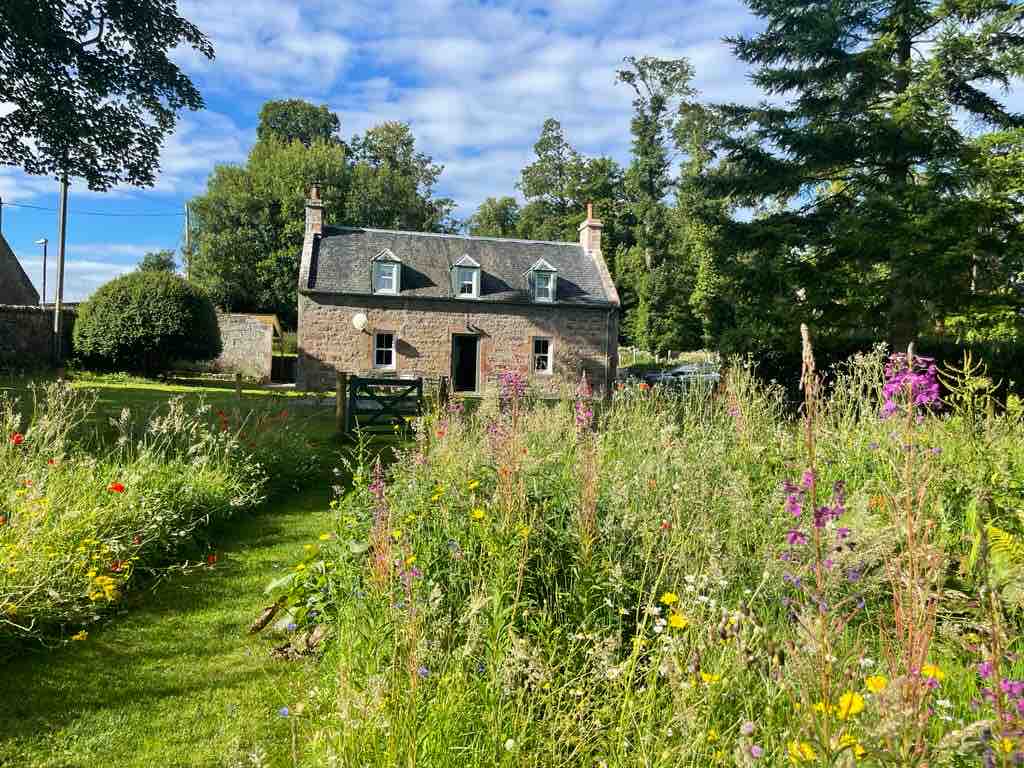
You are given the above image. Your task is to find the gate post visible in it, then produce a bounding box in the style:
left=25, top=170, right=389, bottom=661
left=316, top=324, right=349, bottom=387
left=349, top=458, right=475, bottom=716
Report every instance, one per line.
left=336, top=371, right=348, bottom=434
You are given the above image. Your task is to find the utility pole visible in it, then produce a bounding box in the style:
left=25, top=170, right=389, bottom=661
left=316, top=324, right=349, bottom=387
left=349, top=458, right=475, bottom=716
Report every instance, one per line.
left=34, top=238, right=48, bottom=305
left=184, top=201, right=191, bottom=280
left=53, top=174, right=69, bottom=363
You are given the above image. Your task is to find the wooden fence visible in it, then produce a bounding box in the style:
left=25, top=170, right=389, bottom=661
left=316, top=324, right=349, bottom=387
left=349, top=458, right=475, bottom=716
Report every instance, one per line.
left=336, top=374, right=424, bottom=434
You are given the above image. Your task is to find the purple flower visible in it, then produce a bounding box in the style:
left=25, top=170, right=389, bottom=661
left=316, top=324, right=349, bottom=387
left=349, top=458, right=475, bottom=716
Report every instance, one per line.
left=978, top=661, right=994, bottom=679
left=881, top=354, right=940, bottom=418
left=785, top=529, right=808, bottom=546
left=750, top=745, right=764, bottom=759
left=785, top=494, right=802, bottom=517
left=836, top=527, right=851, bottom=540
left=801, top=469, right=815, bottom=489
left=930, top=447, right=942, bottom=455
left=418, top=666, right=430, bottom=678
left=278, top=707, right=290, bottom=718
left=868, top=441, right=879, bottom=450
left=847, top=568, right=862, bottom=582
left=740, top=721, right=755, bottom=736
left=286, top=622, right=298, bottom=632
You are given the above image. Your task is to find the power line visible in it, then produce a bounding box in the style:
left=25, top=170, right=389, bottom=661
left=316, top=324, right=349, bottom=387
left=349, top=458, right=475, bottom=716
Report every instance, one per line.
left=4, top=201, right=184, bottom=217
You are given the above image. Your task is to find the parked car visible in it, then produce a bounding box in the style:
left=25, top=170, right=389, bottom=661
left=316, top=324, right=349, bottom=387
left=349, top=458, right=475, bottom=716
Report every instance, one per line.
left=638, top=363, right=721, bottom=389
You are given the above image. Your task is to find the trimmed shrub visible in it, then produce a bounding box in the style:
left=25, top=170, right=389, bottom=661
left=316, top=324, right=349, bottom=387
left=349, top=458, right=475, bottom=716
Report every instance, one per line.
left=73, top=271, right=222, bottom=373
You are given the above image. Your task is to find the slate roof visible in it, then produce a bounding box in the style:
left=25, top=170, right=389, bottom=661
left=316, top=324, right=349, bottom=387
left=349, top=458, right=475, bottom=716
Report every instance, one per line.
left=0, top=234, right=39, bottom=305
left=303, top=227, right=616, bottom=306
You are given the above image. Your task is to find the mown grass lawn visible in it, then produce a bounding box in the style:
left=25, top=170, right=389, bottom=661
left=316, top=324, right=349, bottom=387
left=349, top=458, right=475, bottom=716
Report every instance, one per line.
left=1, top=482, right=335, bottom=768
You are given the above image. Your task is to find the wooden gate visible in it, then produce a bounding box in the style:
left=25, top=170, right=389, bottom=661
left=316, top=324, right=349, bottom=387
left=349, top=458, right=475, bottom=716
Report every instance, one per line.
left=345, top=376, right=424, bottom=434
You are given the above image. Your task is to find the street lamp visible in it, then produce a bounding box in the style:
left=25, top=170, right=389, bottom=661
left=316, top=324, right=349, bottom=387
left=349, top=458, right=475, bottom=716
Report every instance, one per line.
left=34, top=238, right=47, bottom=305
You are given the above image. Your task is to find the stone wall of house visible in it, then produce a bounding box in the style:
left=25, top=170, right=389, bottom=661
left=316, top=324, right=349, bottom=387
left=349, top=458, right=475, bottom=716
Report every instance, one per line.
left=211, top=314, right=274, bottom=382
left=297, top=293, right=618, bottom=395
left=0, top=305, right=75, bottom=368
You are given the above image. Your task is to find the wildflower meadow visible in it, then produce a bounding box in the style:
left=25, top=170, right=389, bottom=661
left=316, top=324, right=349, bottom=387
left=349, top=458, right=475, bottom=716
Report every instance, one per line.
left=0, top=382, right=319, bottom=643
left=266, top=336, right=1024, bottom=767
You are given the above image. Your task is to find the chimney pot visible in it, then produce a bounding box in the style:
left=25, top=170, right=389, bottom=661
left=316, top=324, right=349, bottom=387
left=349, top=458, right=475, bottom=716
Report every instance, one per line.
left=306, top=183, right=324, bottom=236
left=578, top=203, right=603, bottom=254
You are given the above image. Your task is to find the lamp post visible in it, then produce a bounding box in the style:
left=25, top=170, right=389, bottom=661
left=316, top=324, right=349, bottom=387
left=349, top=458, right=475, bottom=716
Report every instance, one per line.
left=34, top=238, right=47, bottom=305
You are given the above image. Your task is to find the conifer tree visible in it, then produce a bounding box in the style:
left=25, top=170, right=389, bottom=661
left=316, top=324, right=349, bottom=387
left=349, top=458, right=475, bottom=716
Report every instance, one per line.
left=705, top=0, right=1024, bottom=348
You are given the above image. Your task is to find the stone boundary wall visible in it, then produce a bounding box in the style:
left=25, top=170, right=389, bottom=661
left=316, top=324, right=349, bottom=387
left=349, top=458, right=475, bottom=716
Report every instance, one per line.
left=211, top=313, right=274, bottom=382
left=0, top=305, right=75, bottom=368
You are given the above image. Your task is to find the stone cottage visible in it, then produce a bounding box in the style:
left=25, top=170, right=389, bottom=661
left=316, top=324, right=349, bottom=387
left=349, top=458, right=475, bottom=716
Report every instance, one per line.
left=296, top=187, right=619, bottom=395
left=0, top=233, right=40, bottom=305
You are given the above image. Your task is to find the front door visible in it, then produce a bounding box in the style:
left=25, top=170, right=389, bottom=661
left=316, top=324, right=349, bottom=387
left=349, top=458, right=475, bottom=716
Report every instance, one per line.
left=452, top=335, right=479, bottom=393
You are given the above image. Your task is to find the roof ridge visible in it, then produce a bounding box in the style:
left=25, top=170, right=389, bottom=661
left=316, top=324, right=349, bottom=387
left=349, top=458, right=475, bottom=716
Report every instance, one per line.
left=325, top=225, right=584, bottom=249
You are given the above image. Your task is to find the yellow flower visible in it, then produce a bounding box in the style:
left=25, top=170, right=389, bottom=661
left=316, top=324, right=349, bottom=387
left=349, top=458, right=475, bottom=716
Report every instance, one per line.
left=71, top=630, right=88, bottom=641
left=787, top=741, right=816, bottom=763
left=517, top=525, right=530, bottom=538
left=294, top=563, right=306, bottom=572
left=998, top=737, right=1015, bottom=754
left=921, top=663, right=944, bottom=682
left=471, top=508, right=486, bottom=521
left=391, top=529, right=403, bottom=541
left=318, top=533, right=332, bottom=541
left=837, top=691, right=865, bottom=720
left=865, top=675, right=887, bottom=694
left=700, top=671, right=721, bottom=684
left=813, top=701, right=835, bottom=716
left=706, top=728, right=718, bottom=743
left=430, top=493, right=443, bottom=502
left=839, top=733, right=866, bottom=760
left=468, top=480, right=480, bottom=490
left=660, top=591, right=679, bottom=606
left=668, top=613, right=688, bottom=630
left=405, top=555, right=416, bottom=566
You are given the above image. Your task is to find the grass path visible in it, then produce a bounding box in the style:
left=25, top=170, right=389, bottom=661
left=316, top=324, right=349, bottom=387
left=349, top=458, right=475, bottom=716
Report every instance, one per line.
left=1, top=483, right=336, bottom=768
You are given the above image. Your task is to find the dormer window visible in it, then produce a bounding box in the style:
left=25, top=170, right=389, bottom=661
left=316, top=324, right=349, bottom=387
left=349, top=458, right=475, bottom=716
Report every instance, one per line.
left=451, top=254, right=481, bottom=299
left=371, top=248, right=401, bottom=295
left=527, top=258, right=557, bottom=303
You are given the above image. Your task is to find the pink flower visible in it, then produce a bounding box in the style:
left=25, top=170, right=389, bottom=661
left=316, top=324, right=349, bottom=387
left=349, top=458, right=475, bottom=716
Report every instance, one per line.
left=786, top=529, right=808, bottom=546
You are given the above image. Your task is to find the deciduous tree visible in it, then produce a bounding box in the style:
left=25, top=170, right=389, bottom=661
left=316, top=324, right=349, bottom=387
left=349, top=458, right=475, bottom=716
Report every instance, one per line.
left=0, top=0, right=212, bottom=190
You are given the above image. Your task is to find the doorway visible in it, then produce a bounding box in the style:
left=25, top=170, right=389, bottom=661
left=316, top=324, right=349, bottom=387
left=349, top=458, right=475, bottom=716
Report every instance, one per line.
left=451, top=335, right=479, bottom=393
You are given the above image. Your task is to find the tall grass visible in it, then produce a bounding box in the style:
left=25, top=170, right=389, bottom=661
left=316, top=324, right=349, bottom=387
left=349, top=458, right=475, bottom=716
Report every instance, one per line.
left=0, top=382, right=320, bottom=643
left=271, top=345, right=1024, bottom=766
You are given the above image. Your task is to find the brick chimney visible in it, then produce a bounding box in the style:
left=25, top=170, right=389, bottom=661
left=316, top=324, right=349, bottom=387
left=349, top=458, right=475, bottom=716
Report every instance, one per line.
left=306, top=183, right=324, bottom=236
left=578, top=202, right=603, bottom=255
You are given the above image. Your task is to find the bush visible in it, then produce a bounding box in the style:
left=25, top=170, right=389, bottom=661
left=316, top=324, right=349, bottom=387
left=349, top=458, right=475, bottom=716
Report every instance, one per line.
left=73, top=271, right=222, bottom=374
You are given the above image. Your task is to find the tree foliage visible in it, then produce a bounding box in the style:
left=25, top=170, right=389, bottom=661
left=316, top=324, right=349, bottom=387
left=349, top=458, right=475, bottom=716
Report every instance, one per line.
left=74, top=271, right=221, bottom=373
left=189, top=103, right=455, bottom=326
left=257, top=99, right=341, bottom=146
left=468, top=197, right=521, bottom=238
left=138, top=250, right=177, bottom=273
left=700, top=0, right=1024, bottom=351
left=0, top=0, right=213, bottom=190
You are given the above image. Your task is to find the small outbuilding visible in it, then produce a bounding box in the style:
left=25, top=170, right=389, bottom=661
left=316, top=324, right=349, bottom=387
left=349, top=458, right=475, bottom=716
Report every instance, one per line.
left=0, top=234, right=40, bottom=306
left=296, top=186, right=620, bottom=395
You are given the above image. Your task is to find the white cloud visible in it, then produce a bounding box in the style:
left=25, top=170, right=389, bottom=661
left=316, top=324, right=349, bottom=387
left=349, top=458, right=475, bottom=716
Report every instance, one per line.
left=15, top=244, right=165, bottom=301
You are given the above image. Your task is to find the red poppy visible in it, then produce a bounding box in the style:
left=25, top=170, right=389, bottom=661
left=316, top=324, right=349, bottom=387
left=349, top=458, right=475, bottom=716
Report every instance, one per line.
left=23, top=479, right=32, bottom=488
left=436, top=428, right=447, bottom=439
left=110, top=560, right=125, bottom=573
left=47, top=458, right=56, bottom=466
left=206, top=553, right=218, bottom=565
left=0, top=515, right=7, bottom=527
left=639, top=383, right=650, bottom=391
left=660, top=520, right=672, bottom=531
left=9, top=433, right=24, bottom=445
left=108, top=482, right=126, bottom=493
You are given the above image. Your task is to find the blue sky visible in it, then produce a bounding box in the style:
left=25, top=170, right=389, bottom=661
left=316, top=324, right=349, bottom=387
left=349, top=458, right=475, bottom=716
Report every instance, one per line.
left=0, top=0, right=770, bottom=300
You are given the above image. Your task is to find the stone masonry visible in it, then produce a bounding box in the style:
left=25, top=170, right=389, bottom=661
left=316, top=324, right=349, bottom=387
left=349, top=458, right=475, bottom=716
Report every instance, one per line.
left=0, top=305, right=75, bottom=368
left=297, top=293, right=618, bottom=395
left=212, top=313, right=275, bottom=382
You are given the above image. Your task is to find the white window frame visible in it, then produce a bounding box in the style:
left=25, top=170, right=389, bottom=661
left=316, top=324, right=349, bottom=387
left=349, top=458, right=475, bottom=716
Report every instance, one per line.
left=373, top=331, right=396, bottom=370
left=533, top=271, right=555, bottom=303
left=457, top=266, right=479, bottom=298
left=373, top=262, right=400, bottom=295
left=533, top=336, right=553, bottom=375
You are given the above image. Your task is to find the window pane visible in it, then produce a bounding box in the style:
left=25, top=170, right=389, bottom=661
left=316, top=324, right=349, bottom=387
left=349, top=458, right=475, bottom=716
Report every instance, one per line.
left=534, top=338, right=549, bottom=355
left=535, top=272, right=552, bottom=300
left=458, top=267, right=475, bottom=295
left=533, top=338, right=551, bottom=373
left=375, top=334, right=394, bottom=367
left=375, top=264, right=395, bottom=291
